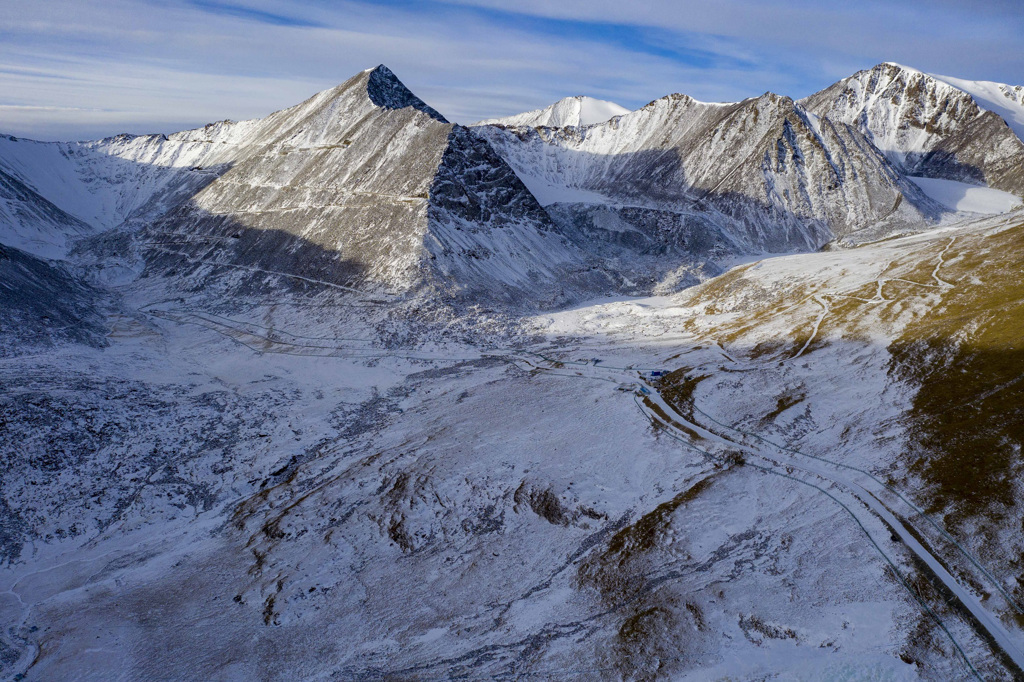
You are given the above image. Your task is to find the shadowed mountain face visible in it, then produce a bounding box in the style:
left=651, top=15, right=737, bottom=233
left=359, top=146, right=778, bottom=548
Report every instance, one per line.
left=366, top=64, right=448, bottom=123
left=0, top=243, right=107, bottom=357
left=802, top=63, right=1024, bottom=196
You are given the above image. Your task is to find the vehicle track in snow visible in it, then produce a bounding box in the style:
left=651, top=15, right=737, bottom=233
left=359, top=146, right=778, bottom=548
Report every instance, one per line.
left=629, top=391, right=990, bottom=680
left=932, top=236, right=957, bottom=288
left=684, top=399, right=1024, bottom=619
left=524, top=353, right=1023, bottom=679
left=645, top=389, right=1024, bottom=679
left=137, top=266, right=1022, bottom=677
left=146, top=244, right=388, bottom=298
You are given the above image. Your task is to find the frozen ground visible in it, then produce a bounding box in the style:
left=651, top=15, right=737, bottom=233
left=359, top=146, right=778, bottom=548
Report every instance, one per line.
left=0, top=308, right=924, bottom=680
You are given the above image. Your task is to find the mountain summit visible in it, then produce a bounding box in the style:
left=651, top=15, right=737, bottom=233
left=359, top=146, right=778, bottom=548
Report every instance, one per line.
left=802, top=62, right=1024, bottom=196
left=475, top=95, right=631, bottom=128
left=0, top=65, right=608, bottom=305
left=364, top=64, right=448, bottom=123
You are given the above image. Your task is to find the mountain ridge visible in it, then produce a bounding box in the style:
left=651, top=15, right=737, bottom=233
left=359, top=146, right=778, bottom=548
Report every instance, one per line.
left=801, top=62, right=1024, bottom=196
left=2, top=62, right=1022, bottom=302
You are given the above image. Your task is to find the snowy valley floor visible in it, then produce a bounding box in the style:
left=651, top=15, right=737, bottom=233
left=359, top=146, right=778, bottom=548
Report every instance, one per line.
left=4, top=213, right=1024, bottom=680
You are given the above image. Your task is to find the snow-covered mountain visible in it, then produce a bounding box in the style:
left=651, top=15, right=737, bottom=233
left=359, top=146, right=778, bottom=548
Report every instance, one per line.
left=4, top=62, right=1024, bottom=682
left=928, top=71, right=1024, bottom=143
left=1, top=66, right=613, bottom=306
left=131, top=66, right=608, bottom=307
left=474, top=90, right=943, bottom=253
left=802, top=62, right=1024, bottom=196
left=470, top=62, right=1024, bottom=277
left=6, top=62, right=1022, bottom=301
left=475, top=95, right=631, bottom=128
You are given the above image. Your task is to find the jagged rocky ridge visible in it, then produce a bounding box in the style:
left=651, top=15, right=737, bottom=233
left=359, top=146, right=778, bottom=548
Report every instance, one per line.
left=802, top=62, right=1024, bottom=196
left=2, top=62, right=1023, bottom=305
left=474, top=90, right=948, bottom=255
left=2, top=66, right=611, bottom=308
left=473, top=63, right=1024, bottom=268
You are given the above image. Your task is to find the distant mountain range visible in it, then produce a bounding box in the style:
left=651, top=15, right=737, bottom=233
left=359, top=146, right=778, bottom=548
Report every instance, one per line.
left=2, top=62, right=1021, bottom=312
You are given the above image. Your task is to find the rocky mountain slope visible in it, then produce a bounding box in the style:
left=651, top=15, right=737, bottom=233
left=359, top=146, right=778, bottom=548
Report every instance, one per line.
left=467, top=63, right=1024, bottom=296
left=474, top=89, right=944, bottom=256
left=6, top=62, right=1022, bottom=302
left=133, top=66, right=604, bottom=307
left=0, top=242, right=107, bottom=356
left=1, top=67, right=612, bottom=308
left=802, top=62, right=1024, bottom=196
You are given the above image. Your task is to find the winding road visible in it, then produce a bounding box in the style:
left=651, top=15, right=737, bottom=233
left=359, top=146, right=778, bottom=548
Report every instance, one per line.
left=520, top=351, right=1024, bottom=680
left=139, top=296, right=1024, bottom=679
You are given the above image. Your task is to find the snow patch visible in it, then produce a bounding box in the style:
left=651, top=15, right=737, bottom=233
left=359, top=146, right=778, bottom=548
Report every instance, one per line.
left=908, top=177, right=1022, bottom=214
left=572, top=97, right=632, bottom=126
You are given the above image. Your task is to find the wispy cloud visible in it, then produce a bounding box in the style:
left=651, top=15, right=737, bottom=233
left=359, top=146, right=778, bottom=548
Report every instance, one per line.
left=0, top=0, right=1020, bottom=140
left=188, top=0, right=327, bottom=28
left=0, top=105, right=106, bottom=111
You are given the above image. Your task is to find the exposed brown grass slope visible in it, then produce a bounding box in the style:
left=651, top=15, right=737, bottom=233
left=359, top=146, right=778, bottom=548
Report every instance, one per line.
left=890, top=221, right=1024, bottom=523
left=665, top=217, right=1024, bottom=524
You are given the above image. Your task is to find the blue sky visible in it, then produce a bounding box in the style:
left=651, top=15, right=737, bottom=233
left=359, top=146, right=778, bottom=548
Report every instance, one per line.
left=1, top=0, right=1021, bottom=140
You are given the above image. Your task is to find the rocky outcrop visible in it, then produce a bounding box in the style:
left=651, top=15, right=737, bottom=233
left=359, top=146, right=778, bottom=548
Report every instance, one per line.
left=365, top=64, right=447, bottom=122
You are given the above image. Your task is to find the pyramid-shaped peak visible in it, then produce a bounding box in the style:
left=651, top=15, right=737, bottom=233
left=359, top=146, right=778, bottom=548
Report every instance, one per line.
left=365, top=65, right=448, bottom=123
